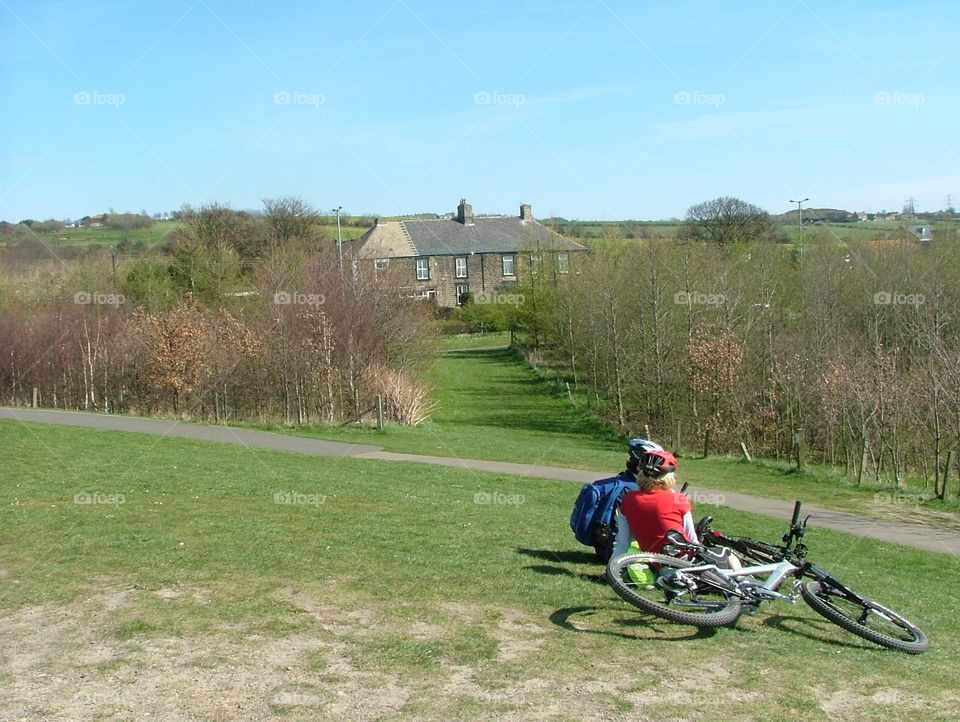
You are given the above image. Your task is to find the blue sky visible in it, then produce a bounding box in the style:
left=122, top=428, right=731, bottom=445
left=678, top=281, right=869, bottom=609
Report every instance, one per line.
left=1, top=0, right=958, bottom=221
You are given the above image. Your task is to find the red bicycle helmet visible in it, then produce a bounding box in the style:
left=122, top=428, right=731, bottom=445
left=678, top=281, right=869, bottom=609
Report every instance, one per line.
left=639, top=449, right=678, bottom=477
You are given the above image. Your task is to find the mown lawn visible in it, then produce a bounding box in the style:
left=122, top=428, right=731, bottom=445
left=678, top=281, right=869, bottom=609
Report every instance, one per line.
left=1, top=421, right=956, bottom=720
left=259, top=348, right=959, bottom=522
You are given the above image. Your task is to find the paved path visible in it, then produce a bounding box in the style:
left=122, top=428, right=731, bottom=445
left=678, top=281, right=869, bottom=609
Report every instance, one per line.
left=3, top=407, right=959, bottom=556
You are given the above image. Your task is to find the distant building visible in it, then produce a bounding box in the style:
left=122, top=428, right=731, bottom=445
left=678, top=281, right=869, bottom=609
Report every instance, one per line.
left=352, top=199, right=587, bottom=307
left=908, top=224, right=934, bottom=242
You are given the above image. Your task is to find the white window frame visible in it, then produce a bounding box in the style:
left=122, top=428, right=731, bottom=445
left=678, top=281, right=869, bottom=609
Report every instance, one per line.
left=374, top=258, right=389, bottom=271
left=415, top=257, right=430, bottom=280
left=529, top=253, right=541, bottom=275
left=557, top=252, right=570, bottom=274
left=455, top=256, right=468, bottom=279
left=455, top=283, right=469, bottom=306
left=502, top=254, right=516, bottom=277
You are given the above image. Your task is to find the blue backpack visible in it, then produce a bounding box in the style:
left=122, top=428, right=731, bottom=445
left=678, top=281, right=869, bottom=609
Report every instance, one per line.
left=570, top=472, right=638, bottom=562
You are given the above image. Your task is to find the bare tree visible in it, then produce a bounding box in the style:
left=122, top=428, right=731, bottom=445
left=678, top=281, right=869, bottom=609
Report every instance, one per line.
left=679, top=196, right=779, bottom=247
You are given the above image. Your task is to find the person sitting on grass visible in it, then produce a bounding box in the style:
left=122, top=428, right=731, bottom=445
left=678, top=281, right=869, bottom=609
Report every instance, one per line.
left=612, top=449, right=743, bottom=571
left=612, top=449, right=698, bottom=557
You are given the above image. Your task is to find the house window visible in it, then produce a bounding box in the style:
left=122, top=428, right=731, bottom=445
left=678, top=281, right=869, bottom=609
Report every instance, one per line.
left=455, top=256, right=468, bottom=278
left=374, top=258, right=389, bottom=271
left=557, top=253, right=570, bottom=274
left=502, top=254, right=516, bottom=277
left=456, top=284, right=469, bottom=306
left=415, top=258, right=430, bottom=280
left=529, top=254, right=541, bottom=275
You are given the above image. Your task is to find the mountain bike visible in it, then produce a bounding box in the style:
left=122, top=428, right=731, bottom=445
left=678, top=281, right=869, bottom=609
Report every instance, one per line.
left=605, top=500, right=928, bottom=653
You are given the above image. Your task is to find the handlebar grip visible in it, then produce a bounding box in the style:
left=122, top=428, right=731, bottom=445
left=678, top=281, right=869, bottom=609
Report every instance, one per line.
left=680, top=482, right=689, bottom=494
left=791, top=500, right=801, bottom=527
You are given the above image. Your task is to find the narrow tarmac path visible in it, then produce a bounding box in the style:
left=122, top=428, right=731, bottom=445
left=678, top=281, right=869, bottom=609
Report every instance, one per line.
left=3, top=407, right=959, bottom=556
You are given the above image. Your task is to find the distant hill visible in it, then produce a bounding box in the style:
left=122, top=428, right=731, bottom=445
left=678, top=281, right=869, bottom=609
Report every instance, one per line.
left=775, top=208, right=858, bottom=223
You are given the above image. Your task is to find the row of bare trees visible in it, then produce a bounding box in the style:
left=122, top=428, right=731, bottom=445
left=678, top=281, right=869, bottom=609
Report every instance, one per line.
left=515, top=237, right=960, bottom=493
left=0, top=244, right=438, bottom=426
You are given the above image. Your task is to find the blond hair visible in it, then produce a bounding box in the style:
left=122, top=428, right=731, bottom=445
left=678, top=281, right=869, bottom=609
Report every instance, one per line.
left=638, top=471, right=676, bottom=492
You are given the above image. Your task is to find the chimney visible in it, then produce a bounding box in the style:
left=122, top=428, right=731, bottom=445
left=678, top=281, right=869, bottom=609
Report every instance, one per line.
left=520, top=203, right=532, bottom=221
left=457, top=198, right=474, bottom=225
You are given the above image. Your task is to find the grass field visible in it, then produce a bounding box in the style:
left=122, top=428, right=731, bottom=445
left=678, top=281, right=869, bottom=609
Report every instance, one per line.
left=259, top=348, right=959, bottom=525
left=1, top=420, right=956, bottom=720
left=25, top=220, right=184, bottom=248
left=4, top=220, right=370, bottom=249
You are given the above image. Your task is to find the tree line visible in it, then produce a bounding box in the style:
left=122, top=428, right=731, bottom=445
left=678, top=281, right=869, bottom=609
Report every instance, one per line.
left=506, top=232, right=960, bottom=496
left=0, top=201, right=438, bottom=426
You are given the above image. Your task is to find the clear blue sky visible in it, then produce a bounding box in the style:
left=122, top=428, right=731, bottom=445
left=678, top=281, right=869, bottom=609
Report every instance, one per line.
left=2, top=0, right=958, bottom=221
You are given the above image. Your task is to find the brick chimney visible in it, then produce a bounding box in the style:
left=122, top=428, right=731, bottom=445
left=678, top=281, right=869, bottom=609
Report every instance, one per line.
left=457, top=198, right=474, bottom=225
left=520, top=203, right=532, bottom=221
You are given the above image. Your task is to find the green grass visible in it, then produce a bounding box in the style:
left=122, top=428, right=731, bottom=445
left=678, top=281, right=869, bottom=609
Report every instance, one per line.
left=0, top=420, right=956, bottom=719
left=252, top=348, right=958, bottom=523
left=256, top=348, right=626, bottom=470
left=437, top=331, right=511, bottom=351
left=27, top=220, right=183, bottom=247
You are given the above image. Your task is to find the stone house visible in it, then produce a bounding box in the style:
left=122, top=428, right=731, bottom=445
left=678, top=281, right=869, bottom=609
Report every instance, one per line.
left=351, top=199, right=588, bottom=307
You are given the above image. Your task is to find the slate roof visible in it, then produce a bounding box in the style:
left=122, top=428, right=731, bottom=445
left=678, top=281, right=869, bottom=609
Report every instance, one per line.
left=355, top=216, right=586, bottom=259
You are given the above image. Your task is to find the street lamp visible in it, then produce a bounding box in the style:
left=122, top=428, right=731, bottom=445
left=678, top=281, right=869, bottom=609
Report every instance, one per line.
left=789, top=197, right=808, bottom=258
left=332, top=206, right=343, bottom=271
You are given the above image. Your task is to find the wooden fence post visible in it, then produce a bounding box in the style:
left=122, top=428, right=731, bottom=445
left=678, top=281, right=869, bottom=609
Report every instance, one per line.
left=739, top=442, right=752, bottom=463
left=376, top=394, right=384, bottom=430
left=32, top=387, right=39, bottom=408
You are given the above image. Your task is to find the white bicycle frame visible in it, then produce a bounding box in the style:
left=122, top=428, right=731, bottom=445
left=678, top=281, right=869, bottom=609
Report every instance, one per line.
left=673, top=558, right=804, bottom=603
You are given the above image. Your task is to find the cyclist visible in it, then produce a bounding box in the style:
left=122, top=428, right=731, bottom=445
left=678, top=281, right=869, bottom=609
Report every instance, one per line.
left=612, top=449, right=698, bottom=558
left=613, top=449, right=744, bottom=572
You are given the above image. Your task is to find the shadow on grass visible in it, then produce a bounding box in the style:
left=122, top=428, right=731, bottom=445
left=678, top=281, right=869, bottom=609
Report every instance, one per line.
left=550, top=606, right=717, bottom=641
left=517, top=548, right=598, bottom=565
left=760, top=613, right=876, bottom=651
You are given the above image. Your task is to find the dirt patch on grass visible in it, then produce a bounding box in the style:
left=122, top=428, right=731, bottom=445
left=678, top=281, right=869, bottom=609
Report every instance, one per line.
left=0, top=584, right=951, bottom=721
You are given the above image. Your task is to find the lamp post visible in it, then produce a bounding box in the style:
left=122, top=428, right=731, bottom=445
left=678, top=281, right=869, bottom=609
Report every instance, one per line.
left=789, top=197, right=808, bottom=258
left=332, top=206, right=343, bottom=271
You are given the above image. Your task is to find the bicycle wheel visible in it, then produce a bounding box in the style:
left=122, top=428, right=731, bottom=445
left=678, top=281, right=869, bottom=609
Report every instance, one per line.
left=606, top=553, right=742, bottom=628
left=801, top=580, right=928, bottom=654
